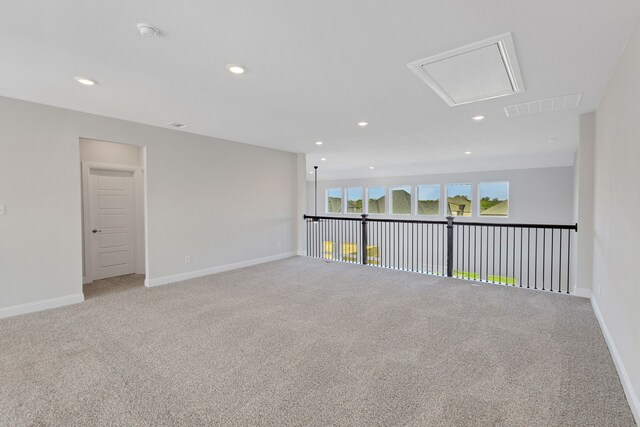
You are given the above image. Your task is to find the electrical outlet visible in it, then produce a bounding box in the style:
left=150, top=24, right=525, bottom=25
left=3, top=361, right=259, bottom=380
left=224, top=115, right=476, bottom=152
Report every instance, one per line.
left=0, top=204, right=5, bottom=216
left=276, top=241, right=282, bottom=248
left=184, top=256, right=191, bottom=264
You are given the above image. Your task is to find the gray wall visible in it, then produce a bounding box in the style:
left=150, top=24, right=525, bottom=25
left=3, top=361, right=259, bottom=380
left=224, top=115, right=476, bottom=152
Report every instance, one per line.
left=573, top=113, right=596, bottom=297
left=308, top=166, right=575, bottom=225
left=0, top=96, right=299, bottom=310
left=80, top=138, right=143, bottom=166
left=591, top=19, right=640, bottom=422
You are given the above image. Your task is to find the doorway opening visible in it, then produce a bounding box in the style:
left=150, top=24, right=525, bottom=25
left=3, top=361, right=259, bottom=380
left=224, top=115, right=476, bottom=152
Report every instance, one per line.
left=80, top=138, right=147, bottom=297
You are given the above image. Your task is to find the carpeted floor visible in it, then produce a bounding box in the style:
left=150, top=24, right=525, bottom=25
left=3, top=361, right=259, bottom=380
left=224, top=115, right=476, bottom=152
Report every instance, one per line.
left=0, top=257, right=634, bottom=426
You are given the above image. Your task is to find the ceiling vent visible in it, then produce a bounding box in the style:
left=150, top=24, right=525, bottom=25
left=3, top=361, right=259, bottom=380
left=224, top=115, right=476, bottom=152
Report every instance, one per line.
left=167, top=122, right=187, bottom=129
left=407, top=33, right=525, bottom=106
left=504, top=94, right=582, bottom=117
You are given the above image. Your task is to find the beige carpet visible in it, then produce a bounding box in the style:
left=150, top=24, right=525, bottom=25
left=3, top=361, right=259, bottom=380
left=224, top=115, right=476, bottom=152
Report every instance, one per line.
left=0, top=257, right=634, bottom=426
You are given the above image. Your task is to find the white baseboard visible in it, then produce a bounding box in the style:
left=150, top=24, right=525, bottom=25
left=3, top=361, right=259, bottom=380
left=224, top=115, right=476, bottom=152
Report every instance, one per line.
left=573, top=288, right=591, bottom=299
left=296, top=250, right=307, bottom=256
left=592, top=297, right=640, bottom=424
left=0, top=293, right=85, bottom=320
left=145, top=252, right=296, bottom=287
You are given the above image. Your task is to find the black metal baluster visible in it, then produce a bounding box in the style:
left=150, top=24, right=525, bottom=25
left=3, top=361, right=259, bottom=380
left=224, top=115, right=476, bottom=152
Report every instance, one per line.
left=527, top=228, right=531, bottom=288
left=567, top=229, right=571, bottom=294
left=437, top=223, right=440, bottom=275
left=415, top=223, right=419, bottom=272
left=550, top=229, right=555, bottom=291
left=492, top=227, right=496, bottom=283
left=456, top=224, right=460, bottom=277
left=519, top=228, right=523, bottom=287
left=505, top=227, right=509, bottom=284
left=466, top=225, right=470, bottom=279
left=534, top=228, right=538, bottom=289
left=462, top=224, right=466, bottom=278
left=386, top=222, right=389, bottom=268
left=499, top=227, right=502, bottom=284
left=479, top=226, right=483, bottom=281
left=393, top=222, right=396, bottom=269
left=542, top=229, right=546, bottom=291
left=336, top=219, right=339, bottom=260
left=432, top=223, right=435, bottom=274
left=512, top=227, right=515, bottom=286
left=473, top=226, right=478, bottom=280
left=559, top=229, right=563, bottom=293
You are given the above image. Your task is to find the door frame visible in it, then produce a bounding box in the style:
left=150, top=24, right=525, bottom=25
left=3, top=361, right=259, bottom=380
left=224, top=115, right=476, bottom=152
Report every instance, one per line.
left=81, top=161, right=145, bottom=284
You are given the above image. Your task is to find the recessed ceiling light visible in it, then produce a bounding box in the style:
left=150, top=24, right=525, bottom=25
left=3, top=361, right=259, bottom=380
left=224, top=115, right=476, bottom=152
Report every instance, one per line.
left=226, top=64, right=246, bottom=74
left=548, top=138, right=558, bottom=143
left=369, top=166, right=375, bottom=170
left=472, top=115, right=485, bottom=121
left=74, top=76, right=96, bottom=86
left=465, top=151, right=472, bottom=155
left=136, top=23, right=159, bottom=38
left=357, top=121, right=369, bottom=127
left=315, top=141, right=323, bottom=145
left=321, top=157, right=326, bottom=161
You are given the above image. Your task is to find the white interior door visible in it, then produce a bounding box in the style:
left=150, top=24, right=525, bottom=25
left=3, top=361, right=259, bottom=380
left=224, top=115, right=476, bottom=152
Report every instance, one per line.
left=89, top=169, right=136, bottom=280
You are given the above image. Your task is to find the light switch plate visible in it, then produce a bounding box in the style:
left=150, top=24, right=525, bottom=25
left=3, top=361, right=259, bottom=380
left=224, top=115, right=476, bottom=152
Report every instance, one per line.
left=0, top=204, right=5, bottom=215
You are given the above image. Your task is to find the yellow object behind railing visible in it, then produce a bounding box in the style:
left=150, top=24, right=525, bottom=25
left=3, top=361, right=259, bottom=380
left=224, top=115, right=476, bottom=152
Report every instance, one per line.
left=341, top=243, right=380, bottom=264
left=323, top=241, right=333, bottom=259
left=366, top=245, right=380, bottom=265
left=342, top=243, right=358, bottom=262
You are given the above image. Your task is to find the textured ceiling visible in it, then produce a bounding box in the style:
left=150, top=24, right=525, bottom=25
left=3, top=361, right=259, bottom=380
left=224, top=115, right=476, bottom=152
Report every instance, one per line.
left=0, top=1, right=638, bottom=179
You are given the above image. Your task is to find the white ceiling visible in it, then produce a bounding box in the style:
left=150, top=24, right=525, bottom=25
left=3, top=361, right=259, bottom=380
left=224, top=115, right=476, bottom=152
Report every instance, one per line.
left=1, top=1, right=638, bottom=180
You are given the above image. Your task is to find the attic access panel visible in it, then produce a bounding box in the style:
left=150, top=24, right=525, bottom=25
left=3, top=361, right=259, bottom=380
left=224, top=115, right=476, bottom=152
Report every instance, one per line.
left=408, top=33, right=525, bottom=106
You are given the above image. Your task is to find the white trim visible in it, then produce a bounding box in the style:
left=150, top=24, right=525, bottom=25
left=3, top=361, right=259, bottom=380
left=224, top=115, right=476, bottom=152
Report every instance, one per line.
left=142, top=147, right=150, bottom=285
left=573, top=288, right=591, bottom=299
left=592, top=297, right=640, bottom=424
left=0, top=293, right=84, bottom=320
left=81, top=161, right=145, bottom=283
left=145, top=252, right=296, bottom=287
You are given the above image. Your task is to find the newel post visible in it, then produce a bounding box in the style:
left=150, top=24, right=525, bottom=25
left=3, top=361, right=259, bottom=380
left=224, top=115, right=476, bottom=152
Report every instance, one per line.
left=361, top=214, right=369, bottom=265
left=446, top=216, right=454, bottom=277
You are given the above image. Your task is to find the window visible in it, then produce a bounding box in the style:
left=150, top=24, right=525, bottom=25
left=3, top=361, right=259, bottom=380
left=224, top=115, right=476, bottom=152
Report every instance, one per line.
left=326, top=188, right=342, bottom=213
left=391, top=185, right=412, bottom=214
left=417, top=184, right=440, bottom=216
left=347, top=187, right=363, bottom=213
left=367, top=187, right=385, bottom=214
left=479, top=182, right=509, bottom=217
left=446, top=183, right=472, bottom=217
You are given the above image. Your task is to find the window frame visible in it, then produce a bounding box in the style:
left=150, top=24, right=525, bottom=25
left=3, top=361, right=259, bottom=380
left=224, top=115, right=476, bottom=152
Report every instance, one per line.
left=390, top=185, right=413, bottom=215
left=366, top=186, right=386, bottom=215
left=446, top=183, right=474, bottom=217
left=416, top=184, right=441, bottom=216
left=478, top=181, right=510, bottom=218
left=346, top=187, right=364, bottom=214
left=325, top=187, right=343, bottom=214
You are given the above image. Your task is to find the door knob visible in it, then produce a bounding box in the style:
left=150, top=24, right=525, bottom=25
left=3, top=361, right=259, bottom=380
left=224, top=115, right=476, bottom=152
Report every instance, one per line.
left=92, top=229, right=102, bottom=233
